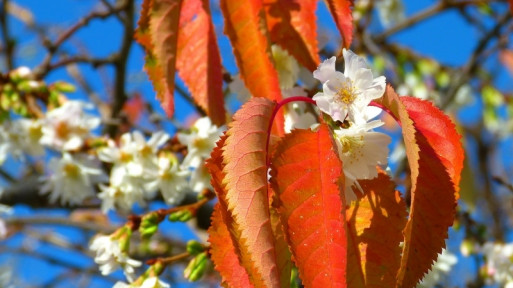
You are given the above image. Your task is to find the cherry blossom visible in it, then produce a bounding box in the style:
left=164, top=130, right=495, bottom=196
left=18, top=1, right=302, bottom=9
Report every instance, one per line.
left=178, top=117, right=223, bottom=168
left=113, top=277, right=170, bottom=288
left=89, top=234, right=142, bottom=282
left=40, top=153, right=105, bottom=205
left=145, top=155, right=190, bottom=205
left=313, top=49, right=386, bottom=124
left=332, top=120, right=391, bottom=202
left=40, top=101, right=100, bottom=151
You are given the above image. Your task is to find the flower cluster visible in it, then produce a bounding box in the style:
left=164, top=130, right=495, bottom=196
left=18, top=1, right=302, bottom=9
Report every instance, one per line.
left=482, top=242, right=513, bottom=286
left=0, top=71, right=223, bottom=213
left=313, top=49, right=391, bottom=202
left=90, top=233, right=142, bottom=282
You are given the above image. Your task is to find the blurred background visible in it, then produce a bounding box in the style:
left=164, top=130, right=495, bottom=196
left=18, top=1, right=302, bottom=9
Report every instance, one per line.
left=0, top=0, right=512, bottom=287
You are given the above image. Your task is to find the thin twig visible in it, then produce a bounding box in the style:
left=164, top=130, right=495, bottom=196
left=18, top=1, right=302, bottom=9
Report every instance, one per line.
left=105, top=0, right=134, bottom=137
left=0, top=0, right=14, bottom=70
left=33, top=1, right=128, bottom=78
left=6, top=216, right=115, bottom=234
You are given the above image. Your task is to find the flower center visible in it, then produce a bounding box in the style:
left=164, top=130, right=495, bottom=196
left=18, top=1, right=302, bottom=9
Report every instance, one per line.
left=119, top=151, right=133, bottom=163
left=55, top=122, right=71, bottom=139
left=337, top=80, right=358, bottom=104
left=193, top=138, right=209, bottom=151
left=139, top=145, right=153, bottom=158
left=338, top=134, right=364, bottom=165
left=63, top=163, right=80, bottom=178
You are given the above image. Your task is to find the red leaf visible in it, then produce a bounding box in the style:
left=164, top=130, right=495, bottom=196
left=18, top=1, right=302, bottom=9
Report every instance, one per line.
left=135, top=0, right=183, bottom=118
left=222, top=97, right=281, bottom=287
left=324, top=0, right=353, bottom=48
left=346, top=171, right=407, bottom=287
left=375, top=86, right=464, bottom=287
left=176, top=0, right=226, bottom=126
left=264, top=0, right=320, bottom=71
left=220, top=0, right=285, bottom=135
left=270, top=124, right=347, bottom=288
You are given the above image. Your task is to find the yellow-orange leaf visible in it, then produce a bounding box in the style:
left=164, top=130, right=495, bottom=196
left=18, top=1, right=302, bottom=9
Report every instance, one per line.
left=346, top=171, right=407, bottom=287
left=206, top=135, right=254, bottom=288
left=263, top=0, right=320, bottom=71
left=375, top=86, right=464, bottom=287
left=220, top=0, right=285, bottom=135
left=271, top=124, right=347, bottom=288
left=176, top=0, right=226, bottom=126
left=136, top=0, right=183, bottom=118
left=222, top=97, right=281, bottom=287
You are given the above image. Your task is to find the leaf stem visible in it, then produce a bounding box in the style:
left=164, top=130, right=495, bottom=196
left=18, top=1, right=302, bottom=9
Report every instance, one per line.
left=369, top=100, right=401, bottom=126
left=266, top=96, right=316, bottom=167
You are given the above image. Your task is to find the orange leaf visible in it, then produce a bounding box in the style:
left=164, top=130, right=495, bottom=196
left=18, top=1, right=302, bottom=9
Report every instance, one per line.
left=346, top=171, right=407, bottom=287
left=324, top=0, right=353, bottom=48
left=220, top=0, right=285, bottom=135
left=270, top=124, right=347, bottom=288
left=269, top=186, right=292, bottom=287
left=375, top=86, right=464, bottom=287
left=263, top=0, right=320, bottom=71
left=176, top=0, right=226, bottom=126
left=135, top=0, right=182, bottom=118
left=222, top=97, right=281, bottom=287
left=206, top=135, right=254, bottom=288
left=208, top=204, right=254, bottom=288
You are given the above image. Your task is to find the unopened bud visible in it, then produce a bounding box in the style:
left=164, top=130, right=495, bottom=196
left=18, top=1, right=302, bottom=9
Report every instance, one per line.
left=168, top=210, right=193, bottom=222
left=186, top=240, right=204, bottom=256
left=184, top=252, right=208, bottom=282
left=10, top=66, right=31, bottom=81
left=139, top=212, right=161, bottom=239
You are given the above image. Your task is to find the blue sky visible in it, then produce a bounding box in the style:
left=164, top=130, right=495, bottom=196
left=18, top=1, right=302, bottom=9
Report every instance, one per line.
left=2, top=0, right=512, bottom=287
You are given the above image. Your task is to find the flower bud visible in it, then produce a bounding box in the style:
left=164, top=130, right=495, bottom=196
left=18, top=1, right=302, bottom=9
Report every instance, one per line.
left=168, top=210, right=192, bottom=222
left=184, top=252, right=208, bottom=282
left=186, top=240, right=204, bottom=256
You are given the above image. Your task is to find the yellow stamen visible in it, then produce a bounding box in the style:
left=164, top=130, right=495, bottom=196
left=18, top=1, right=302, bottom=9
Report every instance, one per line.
left=63, top=163, right=80, bottom=178
left=337, top=80, right=358, bottom=104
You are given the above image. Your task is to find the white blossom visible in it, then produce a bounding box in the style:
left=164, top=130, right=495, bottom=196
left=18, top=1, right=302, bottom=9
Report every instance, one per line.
left=98, top=131, right=169, bottom=212
left=140, top=277, right=170, bottom=288
left=482, top=242, right=513, bottom=285
left=90, top=235, right=141, bottom=282
left=272, top=45, right=300, bottom=90
left=178, top=117, right=223, bottom=168
left=40, top=101, right=101, bottom=151
left=113, top=277, right=170, bottom=288
left=417, top=249, right=457, bottom=287
left=190, top=163, right=212, bottom=194
left=228, top=74, right=251, bottom=103
left=0, top=219, right=6, bottom=240
left=375, top=0, right=405, bottom=28
left=333, top=120, right=391, bottom=202
left=9, top=66, right=32, bottom=79
left=282, top=87, right=318, bottom=133
left=313, top=49, right=386, bottom=124
left=40, top=153, right=105, bottom=205
left=145, top=156, right=190, bottom=205
left=0, top=118, right=44, bottom=163
left=97, top=183, right=145, bottom=214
